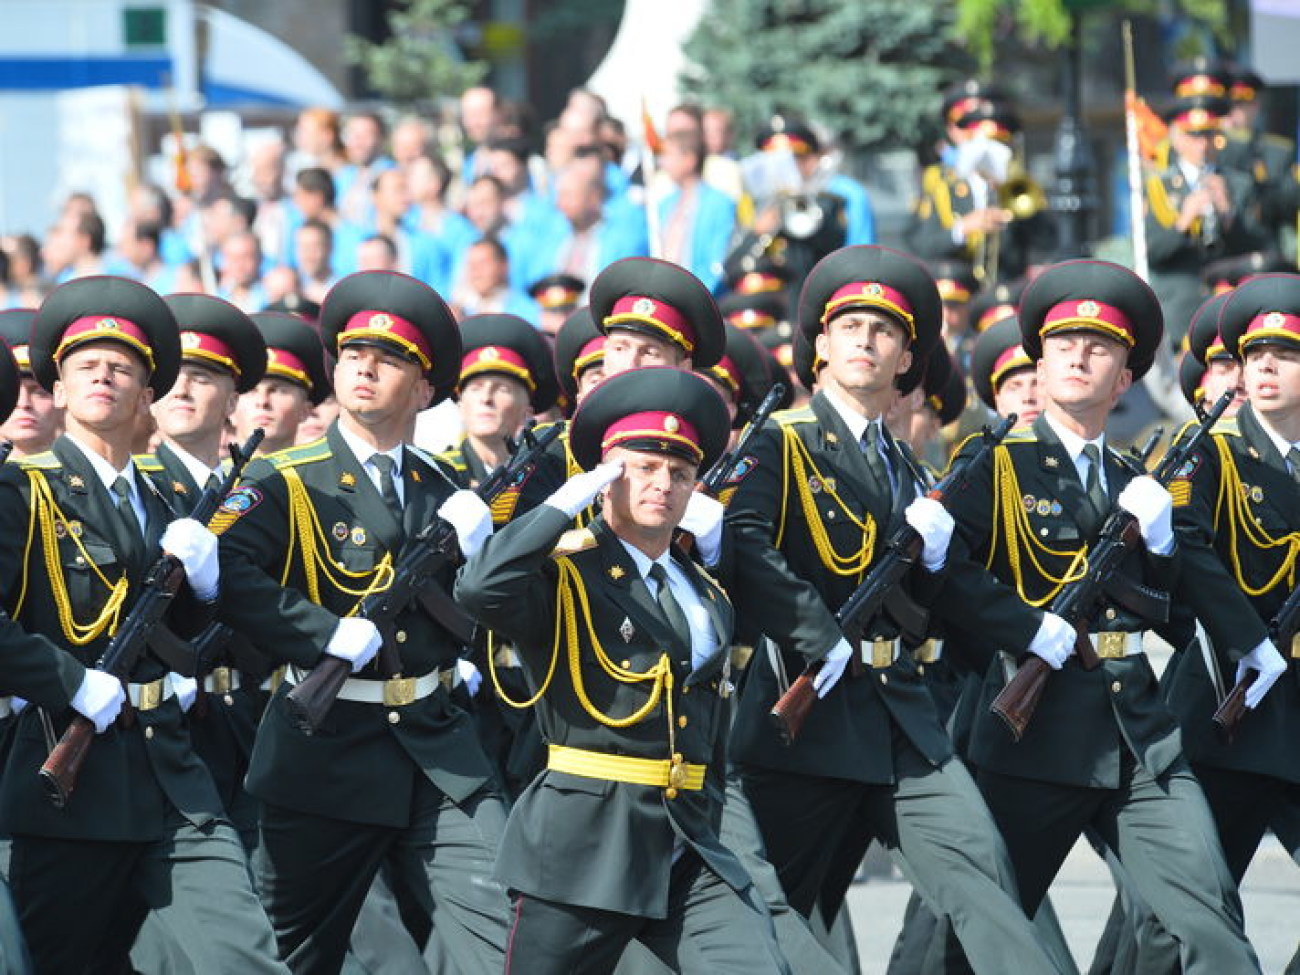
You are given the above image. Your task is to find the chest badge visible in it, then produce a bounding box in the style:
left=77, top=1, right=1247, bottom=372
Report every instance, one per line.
left=1036, top=499, right=1052, bottom=516
left=619, top=617, right=635, bottom=643
left=350, top=526, right=367, bottom=545
left=332, top=521, right=349, bottom=541
left=808, top=476, right=823, bottom=493
left=608, top=565, right=626, bottom=581
left=340, top=472, right=357, bottom=488
left=1022, top=493, right=1036, bottom=511
left=1044, top=455, right=1060, bottom=469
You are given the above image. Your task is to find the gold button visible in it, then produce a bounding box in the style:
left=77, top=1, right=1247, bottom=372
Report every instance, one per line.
left=880, top=674, right=889, bottom=685
left=621, top=659, right=631, bottom=668
left=1105, top=608, right=1116, bottom=621
left=682, top=685, right=689, bottom=694
left=1039, top=528, right=1048, bottom=537
left=1111, top=681, right=1121, bottom=693
left=395, top=631, right=407, bottom=644
left=144, top=726, right=154, bottom=740
left=677, top=715, right=688, bottom=728
left=826, top=510, right=837, bottom=520
left=223, top=694, right=234, bottom=707
left=917, top=664, right=925, bottom=677
left=665, top=787, right=678, bottom=800
left=388, top=711, right=400, bottom=724
left=75, top=556, right=85, bottom=567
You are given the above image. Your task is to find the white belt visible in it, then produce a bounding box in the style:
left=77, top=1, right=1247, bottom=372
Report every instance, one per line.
left=860, top=638, right=901, bottom=669
left=128, top=679, right=175, bottom=710
left=1090, top=632, right=1145, bottom=659
left=284, top=666, right=458, bottom=706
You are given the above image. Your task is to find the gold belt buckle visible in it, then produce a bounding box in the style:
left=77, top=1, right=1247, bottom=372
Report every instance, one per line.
left=667, top=753, right=688, bottom=799
left=1097, top=632, right=1127, bottom=659
left=1290, top=634, right=1300, bottom=660
left=871, top=638, right=895, bottom=669
left=383, top=676, right=418, bottom=707
left=916, top=640, right=942, bottom=664
left=137, top=679, right=164, bottom=712
left=210, top=667, right=232, bottom=695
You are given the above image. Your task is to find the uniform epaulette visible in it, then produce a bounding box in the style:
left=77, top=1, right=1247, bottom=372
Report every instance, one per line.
left=1214, top=416, right=1240, bottom=436
left=17, top=451, right=58, bottom=471
left=1261, top=133, right=1294, bottom=150
left=435, top=448, right=468, bottom=473
left=774, top=406, right=816, bottom=427
left=550, top=527, right=597, bottom=558
left=407, top=445, right=461, bottom=489
left=269, top=437, right=330, bottom=470
left=134, top=454, right=164, bottom=472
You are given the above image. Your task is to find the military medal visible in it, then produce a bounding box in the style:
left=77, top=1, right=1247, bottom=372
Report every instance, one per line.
left=608, top=565, right=625, bottom=580
left=350, top=526, right=367, bottom=545
left=332, top=521, right=349, bottom=541
left=340, top=472, right=357, bottom=488
left=619, top=617, right=635, bottom=642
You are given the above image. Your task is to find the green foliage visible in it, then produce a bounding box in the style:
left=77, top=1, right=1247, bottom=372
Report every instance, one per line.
left=346, top=0, right=489, bottom=107
left=955, top=0, right=1231, bottom=68
left=681, top=0, right=965, bottom=151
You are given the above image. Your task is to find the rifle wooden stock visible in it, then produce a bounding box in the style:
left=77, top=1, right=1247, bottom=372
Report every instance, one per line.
left=39, top=429, right=264, bottom=807
left=283, top=422, right=561, bottom=734
left=769, top=416, right=1016, bottom=744
left=1212, top=671, right=1255, bottom=744
left=990, top=391, right=1232, bottom=742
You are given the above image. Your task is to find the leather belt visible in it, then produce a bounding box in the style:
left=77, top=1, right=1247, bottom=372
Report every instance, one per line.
left=204, top=667, right=240, bottom=695
left=914, top=639, right=944, bottom=664
left=129, top=678, right=174, bottom=711
left=1090, top=632, right=1144, bottom=659
left=860, top=638, right=901, bottom=668
left=284, top=666, right=457, bottom=706
left=547, top=744, right=705, bottom=797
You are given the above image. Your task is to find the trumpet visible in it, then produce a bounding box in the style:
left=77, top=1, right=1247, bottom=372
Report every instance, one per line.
left=975, top=162, right=1047, bottom=284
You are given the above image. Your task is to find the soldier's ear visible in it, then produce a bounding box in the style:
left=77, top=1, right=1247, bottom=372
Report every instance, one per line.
left=895, top=346, right=913, bottom=379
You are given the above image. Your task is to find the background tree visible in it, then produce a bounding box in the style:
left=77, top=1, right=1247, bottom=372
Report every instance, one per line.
left=680, top=0, right=967, bottom=153
left=346, top=0, right=488, bottom=109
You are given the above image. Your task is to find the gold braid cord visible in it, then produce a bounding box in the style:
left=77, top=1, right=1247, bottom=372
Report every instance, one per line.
left=1212, top=437, right=1299, bottom=596
left=18, top=471, right=129, bottom=645
left=280, top=468, right=395, bottom=614
left=489, top=556, right=678, bottom=753
left=985, top=445, right=1089, bottom=607
left=776, top=424, right=877, bottom=580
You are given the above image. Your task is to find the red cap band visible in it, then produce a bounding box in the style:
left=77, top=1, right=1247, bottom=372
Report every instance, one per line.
left=11, top=344, right=30, bottom=373
left=1229, top=81, right=1258, bottom=102
left=936, top=279, right=973, bottom=304
left=57, top=315, right=155, bottom=371
left=573, top=336, right=606, bottom=381
left=341, top=310, right=432, bottom=371
left=605, top=295, right=696, bottom=353
left=946, top=96, right=983, bottom=124
left=459, top=344, right=536, bottom=392
left=976, top=303, right=1017, bottom=333
left=265, top=347, right=313, bottom=390
left=727, top=308, right=777, bottom=330
left=1175, top=76, right=1227, bottom=98
left=180, top=330, right=240, bottom=377
left=537, top=284, right=581, bottom=310
left=760, top=133, right=814, bottom=156
left=708, top=354, right=742, bottom=400
left=1242, top=310, right=1300, bottom=350
left=1172, top=107, right=1222, bottom=132
left=601, top=410, right=703, bottom=463
left=821, top=281, right=916, bottom=338
left=1041, top=299, right=1136, bottom=348
left=990, top=343, right=1033, bottom=391
left=736, top=272, right=784, bottom=295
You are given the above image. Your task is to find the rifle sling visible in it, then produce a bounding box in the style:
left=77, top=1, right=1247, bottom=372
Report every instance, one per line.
left=1100, top=575, right=1170, bottom=624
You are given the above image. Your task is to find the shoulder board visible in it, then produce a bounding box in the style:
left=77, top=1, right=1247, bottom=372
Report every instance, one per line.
left=437, top=448, right=468, bottom=473
left=1262, top=133, right=1294, bottom=150
left=134, top=454, right=165, bottom=473
left=1001, top=429, right=1038, bottom=444
left=1214, top=417, right=1240, bottom=437
left=269, top=437, right=330, bottom=470
left=534, top=419, right=565, bottom=436
left=17, top=451, right=58, bottom=471
left=550, top=527, right=597, bottom=558
left=406, top=444, right=461, bottom=488
left=774, top=406, right=816, bottom=427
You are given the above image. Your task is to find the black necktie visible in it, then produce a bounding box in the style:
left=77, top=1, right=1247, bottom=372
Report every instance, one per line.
left=860, top=422, right=894, bottom=493
left=1082, top=444, right=1109, bottom=531
left=203, top=472, right=221, bottom=496
left=648, top=563, right=691, bottom=650
left=1288, top=447, right=1300, bottom=488
left=111, top=476, right=140, bottom=538
left=371, top=454, right=402, bottom=516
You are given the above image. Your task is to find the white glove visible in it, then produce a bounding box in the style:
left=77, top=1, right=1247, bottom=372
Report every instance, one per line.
left=1236, top=637, right=1288, bottom=709
left=325, top=618, right=382, bottom=673
left=1028, top=612, right=1076, bottom=670
left=811, top=637, right=853, bottom=699
left=169, top=674, right=198, bottom=713
left=162, top=518, right=220, bottom=601
left=1117, top=476, right=1175, bottom=555
left=679, top=493, right=725, bottom=566
left=71, top=671, right=126, bottom=734
left=904, top=497, right=955, bottom=572
left=545, top=461, right=624, bottom=518
left=457, top=659, right=483, bottom=698
left=437, top=490, right=493, bottom=559
left=6, top=697, right=24, bottom=717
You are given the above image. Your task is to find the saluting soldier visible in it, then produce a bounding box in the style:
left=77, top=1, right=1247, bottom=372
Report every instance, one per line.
left=232, top=311, right=334, bottom=457
left=722, top=245, right=1064, bottom=971
left=215, top=271, right=512, bottom=973
left=0, top=310, right=62, bottom=460
left=0, top=277, right=285, bottom=972
left=456, top=366, right=791, bottom=975
left=937, top=260, right=1260, bottom=973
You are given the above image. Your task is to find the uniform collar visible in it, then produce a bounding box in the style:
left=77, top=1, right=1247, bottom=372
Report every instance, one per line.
left=1251, top=409, right=1300, bottom=461
left=820, top=384, right=884, bottom=447
left=64, top=432, right=140, bottom=503
left=1042, top=410, right=1104, bottom=467
left=616, top=536, right=672, bottom=584
left=162, top=439, right=222, bottom=489
left=336, top=419, right=404, bottom=477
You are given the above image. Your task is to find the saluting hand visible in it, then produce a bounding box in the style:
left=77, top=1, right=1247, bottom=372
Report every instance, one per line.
left=545, top=461, right=624, bottom=519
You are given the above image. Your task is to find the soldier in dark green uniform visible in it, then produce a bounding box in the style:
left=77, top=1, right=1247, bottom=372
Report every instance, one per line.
left=938, top=259, right=1260, bottom=973
left=723, top=245, right=1064, bottom=971
left=457, top=366, right=790, bottom=975
left=0, top=276, right=285, bottom=972
left=215, top=270, right=512, bottom=974
left=555, top=305, right=607, bottom=412
left=234, top=311, right=334, bottom=457
left=1160, top=271, right=1300, bottom=940
left=1219, top=67, right=1297, bottom=253
left=0, top=310, right=62, bottom=461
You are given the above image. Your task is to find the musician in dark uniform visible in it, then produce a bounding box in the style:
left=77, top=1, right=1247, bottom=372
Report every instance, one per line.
left=457, top=366, right=790, bottom=975
left=938, top=260, right=1260, bottom=973
left=0, top=277, right=285, bottom=972
left=215, top=271, right=513, bottom=973
left=722, top=245, right=1064, bottom=971
left=233, top=311, right=334, bottom=457
left=1219, top=67, right=1297, bottom=252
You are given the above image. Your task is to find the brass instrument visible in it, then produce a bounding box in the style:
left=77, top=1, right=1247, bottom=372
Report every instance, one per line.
left=975, top=161, right=1047, bottom=285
